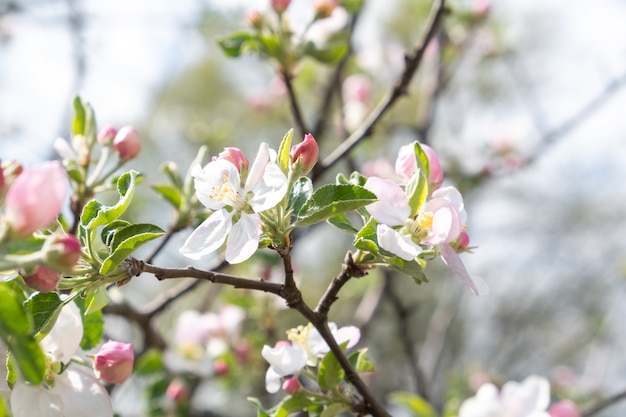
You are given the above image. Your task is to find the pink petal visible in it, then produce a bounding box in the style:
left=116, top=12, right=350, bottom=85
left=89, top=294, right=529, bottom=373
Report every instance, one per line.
left=439, top=244, right=488, bottom=296
left=364, top=177, right=410, bottom=226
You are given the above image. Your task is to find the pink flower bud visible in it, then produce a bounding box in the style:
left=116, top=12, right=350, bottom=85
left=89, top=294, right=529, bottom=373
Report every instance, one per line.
left=422, top=144, right=443, bottom=188
left=43, top=234, right=82, bottom=272
left=282, top=378, right=300, bottom=394
left=471, top=0, right=491, bottom=19
left=21, top=266, right=60, bottom=292
left=245, top=9, right=264, bottom=28
left=271, top=0, right=291, bottom=13
left=4, top=161, right=68, bottom=237
left=113, top=126, right=142, bottom=161
left=166, top=379, right=188, bottom=403
left=214, top=358, right=229, bottom=376
left=313, top=0, right=338, bottom=18
left=213, top=147, right=249, bottom=175
left=395, top=143, right=443, bottom=189
left=454, top=231, right=470, bottom=252
left=290, top=133, right=319, bottom=174
left=97, top=125, right=118, bottom=145
left=549, top=400, right=581, bottom=417
left=92, top=341, right=134, bottom=384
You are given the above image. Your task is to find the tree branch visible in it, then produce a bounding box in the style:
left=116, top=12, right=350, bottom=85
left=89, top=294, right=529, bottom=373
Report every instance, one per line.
left=312, top=0, right=449, bottom=181
left=280, top=68, right=309, bottom=139
left=582, top=388, right=626, bottom=417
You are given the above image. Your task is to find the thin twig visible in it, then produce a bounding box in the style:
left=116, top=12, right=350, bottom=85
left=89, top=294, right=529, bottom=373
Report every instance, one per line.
left=280, top=69, right=309, bottom=139
left=315, top=252, right=367, bottom=319
left=582, top=388, right=626, bottom=417
left=313, top=0, right=449, bottom=181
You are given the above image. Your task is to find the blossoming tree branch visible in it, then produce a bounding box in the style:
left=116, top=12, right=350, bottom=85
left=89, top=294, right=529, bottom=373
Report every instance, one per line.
left=0, top=0, right=618, bottom=417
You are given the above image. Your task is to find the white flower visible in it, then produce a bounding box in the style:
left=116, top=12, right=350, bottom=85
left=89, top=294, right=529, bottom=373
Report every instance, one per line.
left=180, top=143, right=288, bottom=264
left=459, top=376, right=551, bottom=417
left=261, top=343, right=307, bottom=393
left=10, top=302, right=113, bottom=417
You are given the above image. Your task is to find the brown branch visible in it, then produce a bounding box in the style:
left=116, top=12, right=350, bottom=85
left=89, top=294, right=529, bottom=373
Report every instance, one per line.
left=315, top=252, right=367, bottom=319
left=312, top=0, right=449, bottom=181
left=280, top=69, right=309, bottom=139
left=582, top=388, right=626, bottom=417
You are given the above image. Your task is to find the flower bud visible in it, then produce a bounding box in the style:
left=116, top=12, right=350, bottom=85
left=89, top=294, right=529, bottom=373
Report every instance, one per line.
left=4, top=161, right=68, bottom=237
left=92, top=341, right=134, bottom=384
left=271, top=0, right=291, bottom=13
left=282, top=378, right=300, bottom=395
left=549, top=400, right=581, bottom=417
left=454, top=231, right=471, bottom=252
left=166, top=379, right=189, bottom=403
left=214, top=358, right=229, bottom=376
left=113, top=126, right=142, bottom=161
left=43, top=234, right=82, bottom=272
left=214, top=147, right=249, bottom=175
left=97, top=125, right=118, bottom=145
left=245, top=9, right=264, bottom=28
left=395, top=143, right=443, bottom=189
left=21, top=266, right=60, bottom=292
left=290, top=133, right=319, bottom=174
left=313, top=0, right=338, bottom=18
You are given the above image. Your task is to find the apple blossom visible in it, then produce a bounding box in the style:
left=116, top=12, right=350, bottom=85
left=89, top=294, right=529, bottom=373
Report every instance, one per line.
left=549, top=400, right=581, bottom=417
left=21, top=265, right=60, bottom=292
left=179, top=142, right=288, bottom=264
left=4, top=160, right=68, bottom=237
left=262, top=342, right=307, bottom=394
left=92, top=341, right=134, bottom=384
left=10, top=302, right=113, bottom=417
left=113, top=126, right=141, bottom=161
left=396, top=142, right=443, bottom=189
left=290, top=133, right=319, bottom=175
left=458, top=375, right=551, bottom=417
left=42, top=233, right=82, bottom=272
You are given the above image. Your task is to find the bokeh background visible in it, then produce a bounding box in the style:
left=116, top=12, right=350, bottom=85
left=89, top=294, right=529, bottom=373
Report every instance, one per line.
left=1, top=0, right=625, bottom=416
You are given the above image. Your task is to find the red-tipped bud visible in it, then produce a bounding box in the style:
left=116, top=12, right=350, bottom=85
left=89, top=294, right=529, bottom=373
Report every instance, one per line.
left=290, top=133, right=319, bottom=174
left=43, top=234, right=82, bottom=272
left=113, top=126, right=142, bottom=161
left=97, top=125, right=118, bottom=145
left=313, top=0, right=338, bottom=18
left=4, top=161, right=68, bottom=237
left=214, top=358, right=229, bottom=376
left=21, top=266, right=60, bottom=292
left=166, top=379, right=189, bottom=403
left=282, top=378, right=300, bottom=394
left=454, top=231, right=471, bottom=252
left=214, top=147, right=249, bottom=175
left=549, top=400, right=581, bottom=417
left=271, top=0, right=291, bottom=13
left=92, top=341, right=134, bottom=384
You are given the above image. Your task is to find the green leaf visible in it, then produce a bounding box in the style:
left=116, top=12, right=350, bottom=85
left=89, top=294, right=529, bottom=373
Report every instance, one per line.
left=327, top=213, right=359, bottom=234
left=84, top=286, right=109, bottom=314
left=289, top=176, right=313, bottom=215
left=75, top=296, right=104, bottom=350
left=388, top=392, right=437, bottom=417
left=100, top=220, right=132, bottom=247
left=71, top=95, right=86, bottom=136
left=353, top=218, right=380, bottom=255
left=405, top=171, right=428, bottom=216
left=100, top=223, right=164, bottom=274
left=295, top=184, right=377, bottom=227
left=217, top=31, right=258, bottom=57
left=247, top=397, right=271, bottom=417
left=348, top=348, right=375, bottom=373
left=151, top=183, right=182, bottom=209
left=0, top=284, right=46, bottom=385
left=320, top=403, right=351, bottom=417
left=385, top=256, right=428, bottom=284
left=24, top=292, right=63, bottom=337
left=277, top=129, right=294, bottom=175
left=413, top=142, right=430, bottom=185
left=134, top=349, right=165, bottom=375
left=80, top=170, right=138, bottom=230
left=318, top=351, right=345, bottom=391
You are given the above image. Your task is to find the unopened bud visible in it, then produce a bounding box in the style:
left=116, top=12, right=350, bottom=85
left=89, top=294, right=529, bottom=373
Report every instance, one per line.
left=92, top=341, right=134, bottom=384
left=454, top=231, right=470, bottom=252
left=282, top=378, right=300, bottom=394
left=214, top=147, right=249, bottom=175
left=97, top=125, right=118, bottom=145
left=214, top=358, right=229, bottom=376
left=43, top=234, right=81, bottom=272
left=246, top=9, right=264, bottom=28
left=113, top=126, right=142, bottom=161
left=313, top=0, right=338, bottom=18
left=271, top=0, right=291, bottom=13
left=166, top=379, right=189, bottom=403
left=21, top=266, right=60, bottom=292
left=549, top=400, right=581, bottom=417
left=290, top=133, right=319, bottom=175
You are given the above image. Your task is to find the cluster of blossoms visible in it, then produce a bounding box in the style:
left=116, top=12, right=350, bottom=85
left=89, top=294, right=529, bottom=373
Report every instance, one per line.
left=261, top=322, right=360, bottom=393
left=364, top=142, right=488, bottom=295
left=457, top=375, right=581, bottom=417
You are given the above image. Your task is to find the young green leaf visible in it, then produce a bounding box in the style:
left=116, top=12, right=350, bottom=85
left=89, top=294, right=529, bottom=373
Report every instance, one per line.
left=320, top=403, right=352, bottom=417
left=81, top=170, right=139, bottom=230
left=289, top=176, right=313, bottom=216
left=327, top=213, right=359, bottom=234
left=295, top=184, right=377, bottom=227
left=151, top=183, right=183, bottom=209
left=388, top=392, right=437, bottom=417
left=218, top=32, right=258, bottom=58
left=24, top=292, right=63, bottom=337
left=100, top=223, right=164, bottom=275
left=318, top=351, right=345, bottom=391
left=277, top=129, right=294, bottom=175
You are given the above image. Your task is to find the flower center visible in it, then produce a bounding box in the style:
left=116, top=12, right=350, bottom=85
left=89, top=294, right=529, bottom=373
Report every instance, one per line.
left=416, top=211, right=433, bottom=231
left=210, top=175, right=246, bottom=210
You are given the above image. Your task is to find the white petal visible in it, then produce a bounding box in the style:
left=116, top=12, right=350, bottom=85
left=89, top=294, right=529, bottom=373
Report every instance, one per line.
left=225, top=212, right=261, bottom=264
left=439, top=244, right=488, bottom=296
left=11, top=381, right=63, bottom=417
left=265, top=367, right=282, bottom=394
left=432, top=186, right=467, bottom=224
left=377, top=224, right=422, bottom=261
left=501, top=376, right=550, bottom=415
left=53, top=138, right=76, bottom=160
left=248, top=161, right=288, bottom=212
left=180, top=210, right=232, bottom=260
left=364, top=177, right=410, bottom=226
left=334, top=326, right=361, bottom=349
left=193, top=160, right=241, bottom=211
left=53, top=369, right=113, bottom=417
left=261, top=344, right=306, bottom=377
left=244, top=143, right=271, bottom=194
left=40, top=302, right=82, bottom=363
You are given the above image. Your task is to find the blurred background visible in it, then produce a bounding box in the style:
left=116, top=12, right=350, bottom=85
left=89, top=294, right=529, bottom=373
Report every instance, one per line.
left=1, top=0, right=625, bottom=416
